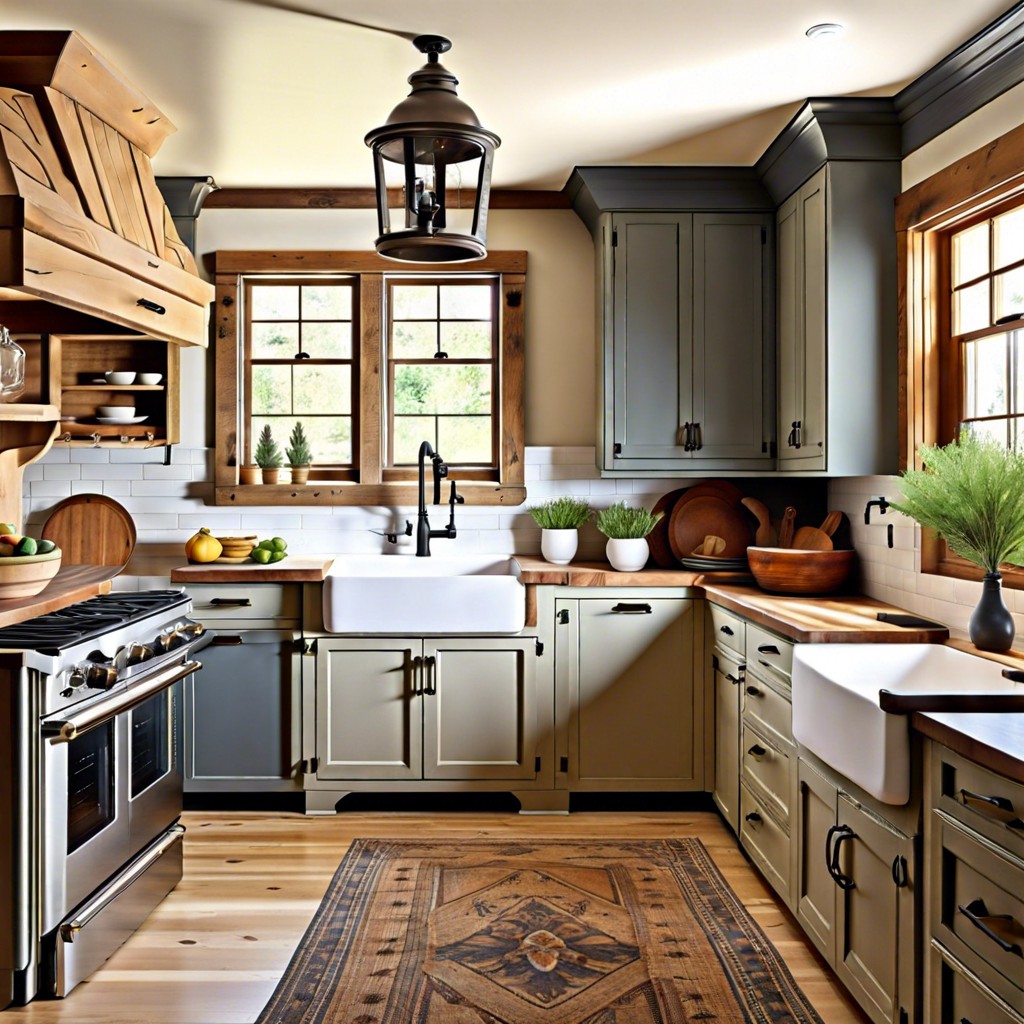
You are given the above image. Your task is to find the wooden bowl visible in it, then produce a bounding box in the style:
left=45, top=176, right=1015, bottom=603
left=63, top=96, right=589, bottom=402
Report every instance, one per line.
left=0, top=549, right=63, bottom=599
left=746, top=547, right=855, bottom=595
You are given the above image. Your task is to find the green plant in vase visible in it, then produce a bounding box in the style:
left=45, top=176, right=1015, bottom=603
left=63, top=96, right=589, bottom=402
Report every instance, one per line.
left=285, top=421, right=313, bottom=485
left=594, top=501, right=663, bottom=571
left=254, top=424, right=283, bottom=484
left=529, top=497, right=591, bottom=565
left=891, top=430, right=1024, bottom=650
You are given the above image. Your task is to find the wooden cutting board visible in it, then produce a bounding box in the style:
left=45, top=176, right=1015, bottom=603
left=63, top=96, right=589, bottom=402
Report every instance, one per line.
left=668, top=494, right=753, bottom=560
left=647, top=488, right=689, bottom=568
left=42, top=493, right=136, bottom=568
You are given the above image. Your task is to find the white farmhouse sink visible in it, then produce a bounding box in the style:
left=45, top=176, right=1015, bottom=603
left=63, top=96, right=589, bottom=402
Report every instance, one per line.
left=323, top=554, right=525, bottom=634
left=793, top=644, right=1024, bottom=805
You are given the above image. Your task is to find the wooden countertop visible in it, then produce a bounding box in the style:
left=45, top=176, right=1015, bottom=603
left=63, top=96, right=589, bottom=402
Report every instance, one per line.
left=0, top=564, right=114, bottom=628
left=170, top=558, right=334, bottom=583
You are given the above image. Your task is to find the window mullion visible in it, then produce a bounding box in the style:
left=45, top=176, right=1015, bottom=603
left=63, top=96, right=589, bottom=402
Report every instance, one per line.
left=359, top=273, right=384, bottom=485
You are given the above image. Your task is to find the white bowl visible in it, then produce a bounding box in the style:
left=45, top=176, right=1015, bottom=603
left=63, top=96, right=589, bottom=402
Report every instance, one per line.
left=137, top=372, right=163, bottom=385
left=104, top=371, right=136, bottom=385
left=96, top=405, right=136, bottom=420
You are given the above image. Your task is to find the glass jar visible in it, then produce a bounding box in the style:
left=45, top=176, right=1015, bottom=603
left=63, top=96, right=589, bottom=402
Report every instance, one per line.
left=0, top=326, right=25, bottom=402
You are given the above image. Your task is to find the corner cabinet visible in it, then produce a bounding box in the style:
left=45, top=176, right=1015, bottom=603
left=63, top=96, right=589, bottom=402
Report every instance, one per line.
left=597, top=211, right=774, bottom=474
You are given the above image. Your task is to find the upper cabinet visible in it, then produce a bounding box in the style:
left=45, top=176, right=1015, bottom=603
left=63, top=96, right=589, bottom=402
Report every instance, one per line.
left=567, top=168, right=775, bottom=476
left=0, top=31, right=213, bottom=347
left=759, top=100, right=902, bottom=476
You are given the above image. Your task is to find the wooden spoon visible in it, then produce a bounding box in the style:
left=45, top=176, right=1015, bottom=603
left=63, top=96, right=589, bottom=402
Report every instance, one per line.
left=792, top=525, right=833, bottom=550
left=741, top=497, right=774, bottom=546
left=778, top=506, right=796, bottom=548
left=819, top=511, right=843, bottom=537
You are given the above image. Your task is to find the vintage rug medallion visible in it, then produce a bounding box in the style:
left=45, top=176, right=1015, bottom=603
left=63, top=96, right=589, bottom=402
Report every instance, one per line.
left=257, top=838, right=823, bottom=1023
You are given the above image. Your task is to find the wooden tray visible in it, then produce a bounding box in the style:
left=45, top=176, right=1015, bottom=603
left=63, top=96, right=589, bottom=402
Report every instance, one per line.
left=41, top=494, right=136, bottom=569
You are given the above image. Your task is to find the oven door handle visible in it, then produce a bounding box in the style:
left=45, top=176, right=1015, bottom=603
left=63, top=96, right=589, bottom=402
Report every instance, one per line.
left=42, top=659, right=202, bottom=742
left=59, top=825, right=186, bottom=942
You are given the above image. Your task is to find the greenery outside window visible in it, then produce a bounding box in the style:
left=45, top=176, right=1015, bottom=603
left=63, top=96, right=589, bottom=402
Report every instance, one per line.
left=212, top=251, right=526, bottom=507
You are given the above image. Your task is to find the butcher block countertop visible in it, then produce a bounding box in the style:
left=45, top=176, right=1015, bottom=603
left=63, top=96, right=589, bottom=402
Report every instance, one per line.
left=0, top=565, right=114, bottom=628
left=170, top=557, right=334, bottom=583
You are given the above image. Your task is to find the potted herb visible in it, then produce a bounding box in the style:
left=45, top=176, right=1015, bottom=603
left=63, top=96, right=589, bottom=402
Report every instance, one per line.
left=529, top=497, right=591, bottom=565
left=254, top=424, right=283, bottom=484
left=595, top=501, right=663, bottom=572
left=891, top=430, right=1024, bottom=651
left=286, top=421, right=313, bottom=485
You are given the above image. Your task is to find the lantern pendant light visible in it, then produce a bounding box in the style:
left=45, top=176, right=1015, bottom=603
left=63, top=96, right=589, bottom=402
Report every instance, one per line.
left=365, top=35, right=500, bottom=262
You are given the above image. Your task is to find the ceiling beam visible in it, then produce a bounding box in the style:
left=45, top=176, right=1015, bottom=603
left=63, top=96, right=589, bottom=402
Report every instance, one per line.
left=203, top=187, right=570, bottom=210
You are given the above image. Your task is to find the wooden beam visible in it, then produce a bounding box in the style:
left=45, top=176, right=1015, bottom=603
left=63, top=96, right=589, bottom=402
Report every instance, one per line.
left=203, top=187, right=571, bottom=211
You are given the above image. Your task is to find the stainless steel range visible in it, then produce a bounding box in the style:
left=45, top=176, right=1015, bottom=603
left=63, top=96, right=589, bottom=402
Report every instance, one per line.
left=0, top=589, right=208, bottom=1009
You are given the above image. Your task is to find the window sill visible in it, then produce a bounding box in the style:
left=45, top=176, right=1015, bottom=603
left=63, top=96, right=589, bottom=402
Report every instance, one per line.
left=214, top=482, right=527, bottom=506
left=931, top=558, right=1024, bottom=591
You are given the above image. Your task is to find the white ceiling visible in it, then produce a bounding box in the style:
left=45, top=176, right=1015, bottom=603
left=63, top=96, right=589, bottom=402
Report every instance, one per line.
left=0, top=0, right=1018, bottom=189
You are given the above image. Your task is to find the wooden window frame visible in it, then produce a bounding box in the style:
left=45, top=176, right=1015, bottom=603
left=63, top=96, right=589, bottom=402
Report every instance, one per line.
left=897, top=119, right=1024, bottom=587
left=211, top=250, right=526, bottom=507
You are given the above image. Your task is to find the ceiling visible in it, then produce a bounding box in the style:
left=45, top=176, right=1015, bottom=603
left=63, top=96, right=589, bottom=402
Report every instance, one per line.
left=0, top=0, right=1018, bottom=189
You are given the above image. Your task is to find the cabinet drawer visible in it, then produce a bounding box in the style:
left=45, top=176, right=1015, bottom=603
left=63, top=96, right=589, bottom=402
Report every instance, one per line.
left=933, top=813, right=1024, bottom=1012
left=709, top=604, right=745, bottom=657
left=932, top=942, right=1024, bottom=1024
left=745, top=624, right=793, bottom=687
left=933, top=745, right=1024, bottom=864
left=742, top=674, right=792, bottom=747
left=741, top=722, right=791, bottom=825
left=740, top=783, right=791, bottom=904
left=185, top=583, right=300, bottom=622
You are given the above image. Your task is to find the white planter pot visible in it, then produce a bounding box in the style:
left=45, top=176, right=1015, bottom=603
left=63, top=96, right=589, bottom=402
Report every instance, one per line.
left=606, top=537, right=649, bottom=572
left=541, top=528, right=578, bottom=565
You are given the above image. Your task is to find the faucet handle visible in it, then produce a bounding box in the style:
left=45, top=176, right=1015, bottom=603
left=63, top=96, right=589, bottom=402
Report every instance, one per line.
left=449, top=481, right=464, bottom=505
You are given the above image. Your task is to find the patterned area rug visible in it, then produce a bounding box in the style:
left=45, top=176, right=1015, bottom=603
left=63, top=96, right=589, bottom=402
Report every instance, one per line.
left=257, top=838, right=823, bottom=1023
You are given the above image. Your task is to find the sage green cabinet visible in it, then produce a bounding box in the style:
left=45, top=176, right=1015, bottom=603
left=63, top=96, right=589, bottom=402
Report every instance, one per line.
left=712, top=647, right=743, bottom=831
left=598, top=211, right=773, bottom=474
left=313, top=636, right=543, bottom=784
left=555, top=595, right=703, bottom=790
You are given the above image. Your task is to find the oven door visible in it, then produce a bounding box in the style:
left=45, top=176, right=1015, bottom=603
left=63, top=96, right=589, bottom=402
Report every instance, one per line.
left=40, top=658, right=198, bottom=934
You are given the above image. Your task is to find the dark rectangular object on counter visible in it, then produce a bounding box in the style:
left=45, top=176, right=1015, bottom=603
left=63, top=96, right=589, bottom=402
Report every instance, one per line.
left=876, top=612, right=948, bottom=630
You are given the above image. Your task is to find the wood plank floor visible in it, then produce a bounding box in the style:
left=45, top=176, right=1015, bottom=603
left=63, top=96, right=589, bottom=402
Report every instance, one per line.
left=6, top=808, right=870, bottom=1023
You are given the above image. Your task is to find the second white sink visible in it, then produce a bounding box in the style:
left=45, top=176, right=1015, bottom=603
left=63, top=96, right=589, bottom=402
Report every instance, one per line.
left=323, top=554, right=525, bottom=634
left=793, top=643, right=1024, bottom=805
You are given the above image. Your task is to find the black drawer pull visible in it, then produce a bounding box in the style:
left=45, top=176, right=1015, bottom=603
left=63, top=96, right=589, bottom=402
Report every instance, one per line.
left=744, top=811, right=762, bottom=824
left=959, top=789, right=1024, bottom=830
left=611, top=603, right=652, bottom=614
left=825, top=824, right=857, bottom=891
left=719, top=624, right=734, bottom=636
left=746, top=685, right=762, bottom=697
left=725, top=673, right=742, bottom=685
left=137, top=298, right=167, bottom=315
left=210, top=635, right=244, bottom=646
left=757, top=644, right=781, bottom=656
left=957, top=899, right=1023, bottom=957
left=891, top=854, right=908, bottom=888
left=747, top=744, right=767, bottom=760
left=209, top=597, right=252, bottom=607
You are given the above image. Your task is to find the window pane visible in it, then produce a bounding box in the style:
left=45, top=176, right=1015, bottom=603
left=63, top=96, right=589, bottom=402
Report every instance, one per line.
left=252, top=365, right=292, bottom=414
left=392, top=285, right=437, bottom=319
left=393, top=416, right=436, bottom=463
left=994, top=207, right=1024, bottom=271
left=393, top=364, right=490, bottom=415
left=954, top=281, right=990, bottom=334
left=995, top=265, right=1024, bottom=322
left=301, top=321, right=352, bottom=359
left=440, top=284, right=491, bottom=319
left=393, top=322, right=437, bottom=358
left=966, top=417, right=1011, bottom=447
left=952, top=223, right=989, bottom=286
left=252, top=322, right=299, bottom=359
left=250, top=285, right=298, bottom=319
left=440, top=321, right=493, bottom=358
left=438, top=415, right=491, bottom=462
left=294, top=365, right=351, bottom=415
left=302, top=285, right=351, bottom=319
left=963, top=335, right=1008, bottom=419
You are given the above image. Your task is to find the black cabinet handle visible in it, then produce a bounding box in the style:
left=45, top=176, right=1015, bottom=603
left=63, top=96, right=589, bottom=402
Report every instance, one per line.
left=691, top=422, right=702, bottom=451
left=411, top=654, right=424, bottom=695
left=746, top=685, right=762, bottom=697
left=611, top=603, right=652, bottom=614
left=891, top=854, right=908, bottom=888
left=747, top=744, right=767, bottom=760
left=757, top=644, right=781, bottom=656
left=725, top=673, right=742, bottom=685
left=136, top=298, right=167, bottom=315
left=957, top=899, right=1023, bottom=957
left=210, top=635, right=244, bottom=646
left=959, top=788, right=1024, bottom=830
left=719, top=624, right=734, bottom=636
left=422, top=655, right=437, bottom=696
left=787, top=420, right=802, bottom=449
left=744, top=811, right=762, bottom=824
left=825, top=824, right=857, bottom=890
left=680, top=422, right=692, bottom=451
left=209, top=597, right=252, bottom=607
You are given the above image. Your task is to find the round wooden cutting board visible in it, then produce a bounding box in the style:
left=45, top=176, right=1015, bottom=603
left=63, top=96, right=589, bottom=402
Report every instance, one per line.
left=668, top=494, right=753, bottom=560
left=647, top=488, right=689, bottom=568
left=42, top=494, right=137, bottom=568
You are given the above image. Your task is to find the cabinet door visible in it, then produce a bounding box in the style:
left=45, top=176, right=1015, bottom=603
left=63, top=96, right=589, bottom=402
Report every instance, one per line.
left=691, top=213, right=771, bottom=462
left=610, top=213, right=692, bottom=462
left=185, top=629, right=300, bottom=792
left=569, top=597, right=699, bottom=790
left=422, top=638, right=540, bottom=782
left=796, top=757, right=838, bottom=960
left=835, top=794, right=908, bottom=1024
left=713, top=648, right=743, bottom=831
left=315, top=638, right=421, bottom=780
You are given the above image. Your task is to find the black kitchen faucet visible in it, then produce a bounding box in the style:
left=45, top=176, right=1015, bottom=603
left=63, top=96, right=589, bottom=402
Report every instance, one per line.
left=415, top=441, right=463, bottom=556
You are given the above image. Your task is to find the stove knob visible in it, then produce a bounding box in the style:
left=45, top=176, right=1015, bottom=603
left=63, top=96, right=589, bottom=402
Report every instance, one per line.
left=67, top=668, right=88, bottom=690
left=85, top=663, right=118, bottom=690
left=126, top=643, right=153, bottom=665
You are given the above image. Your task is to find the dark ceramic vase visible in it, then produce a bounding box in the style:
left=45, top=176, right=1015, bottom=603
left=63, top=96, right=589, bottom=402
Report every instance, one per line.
left=968, top=572, right=1015, bottom=652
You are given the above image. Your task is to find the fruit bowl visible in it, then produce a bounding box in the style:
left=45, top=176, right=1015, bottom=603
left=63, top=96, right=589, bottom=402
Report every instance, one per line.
left=0, top=549, right=63, bottom=599
left=746, top=546, right=855, bottom=595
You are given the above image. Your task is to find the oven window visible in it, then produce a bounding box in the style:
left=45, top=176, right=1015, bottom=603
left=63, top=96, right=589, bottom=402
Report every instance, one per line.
left=131, top=691, right=169, bottom=798
left=67, top=721, right=115, bottom=853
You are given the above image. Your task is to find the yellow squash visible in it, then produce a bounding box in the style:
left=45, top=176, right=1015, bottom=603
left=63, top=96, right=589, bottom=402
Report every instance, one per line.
left=186, top=527, right=222, bottom=563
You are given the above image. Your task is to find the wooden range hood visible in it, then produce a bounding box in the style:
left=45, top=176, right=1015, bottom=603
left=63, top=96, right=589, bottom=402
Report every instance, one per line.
left=0, top=30, right=213, bottom=346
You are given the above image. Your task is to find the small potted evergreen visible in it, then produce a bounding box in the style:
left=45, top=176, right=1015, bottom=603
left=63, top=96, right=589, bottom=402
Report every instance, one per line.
left=254, top=424, right=283, bottom=484
left=286, top=421, right=313, bottom=485
left=529, top=497, right=591, bottom=565
left=595, top=501, right=663, bottom=572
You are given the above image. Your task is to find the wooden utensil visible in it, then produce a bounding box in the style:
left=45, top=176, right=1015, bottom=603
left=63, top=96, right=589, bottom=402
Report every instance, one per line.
left=792, top=525, right=833, bottom=551
left=693, top=534, right=726, bottom=556
left=778, top=506, right=796, bottom=548
left=41, top=493, right=137, bottom=568
left=647, top=488, right=688, bottom=568
left=819, top=511, right=843, bottom=537
left=668, top=495, right=753, bottom=560
left=741, top=497, right=774, bottom=546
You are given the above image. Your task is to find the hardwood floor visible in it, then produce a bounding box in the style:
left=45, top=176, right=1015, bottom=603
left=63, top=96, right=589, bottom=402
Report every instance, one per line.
left=6, top=807, right=869, bottom=1024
